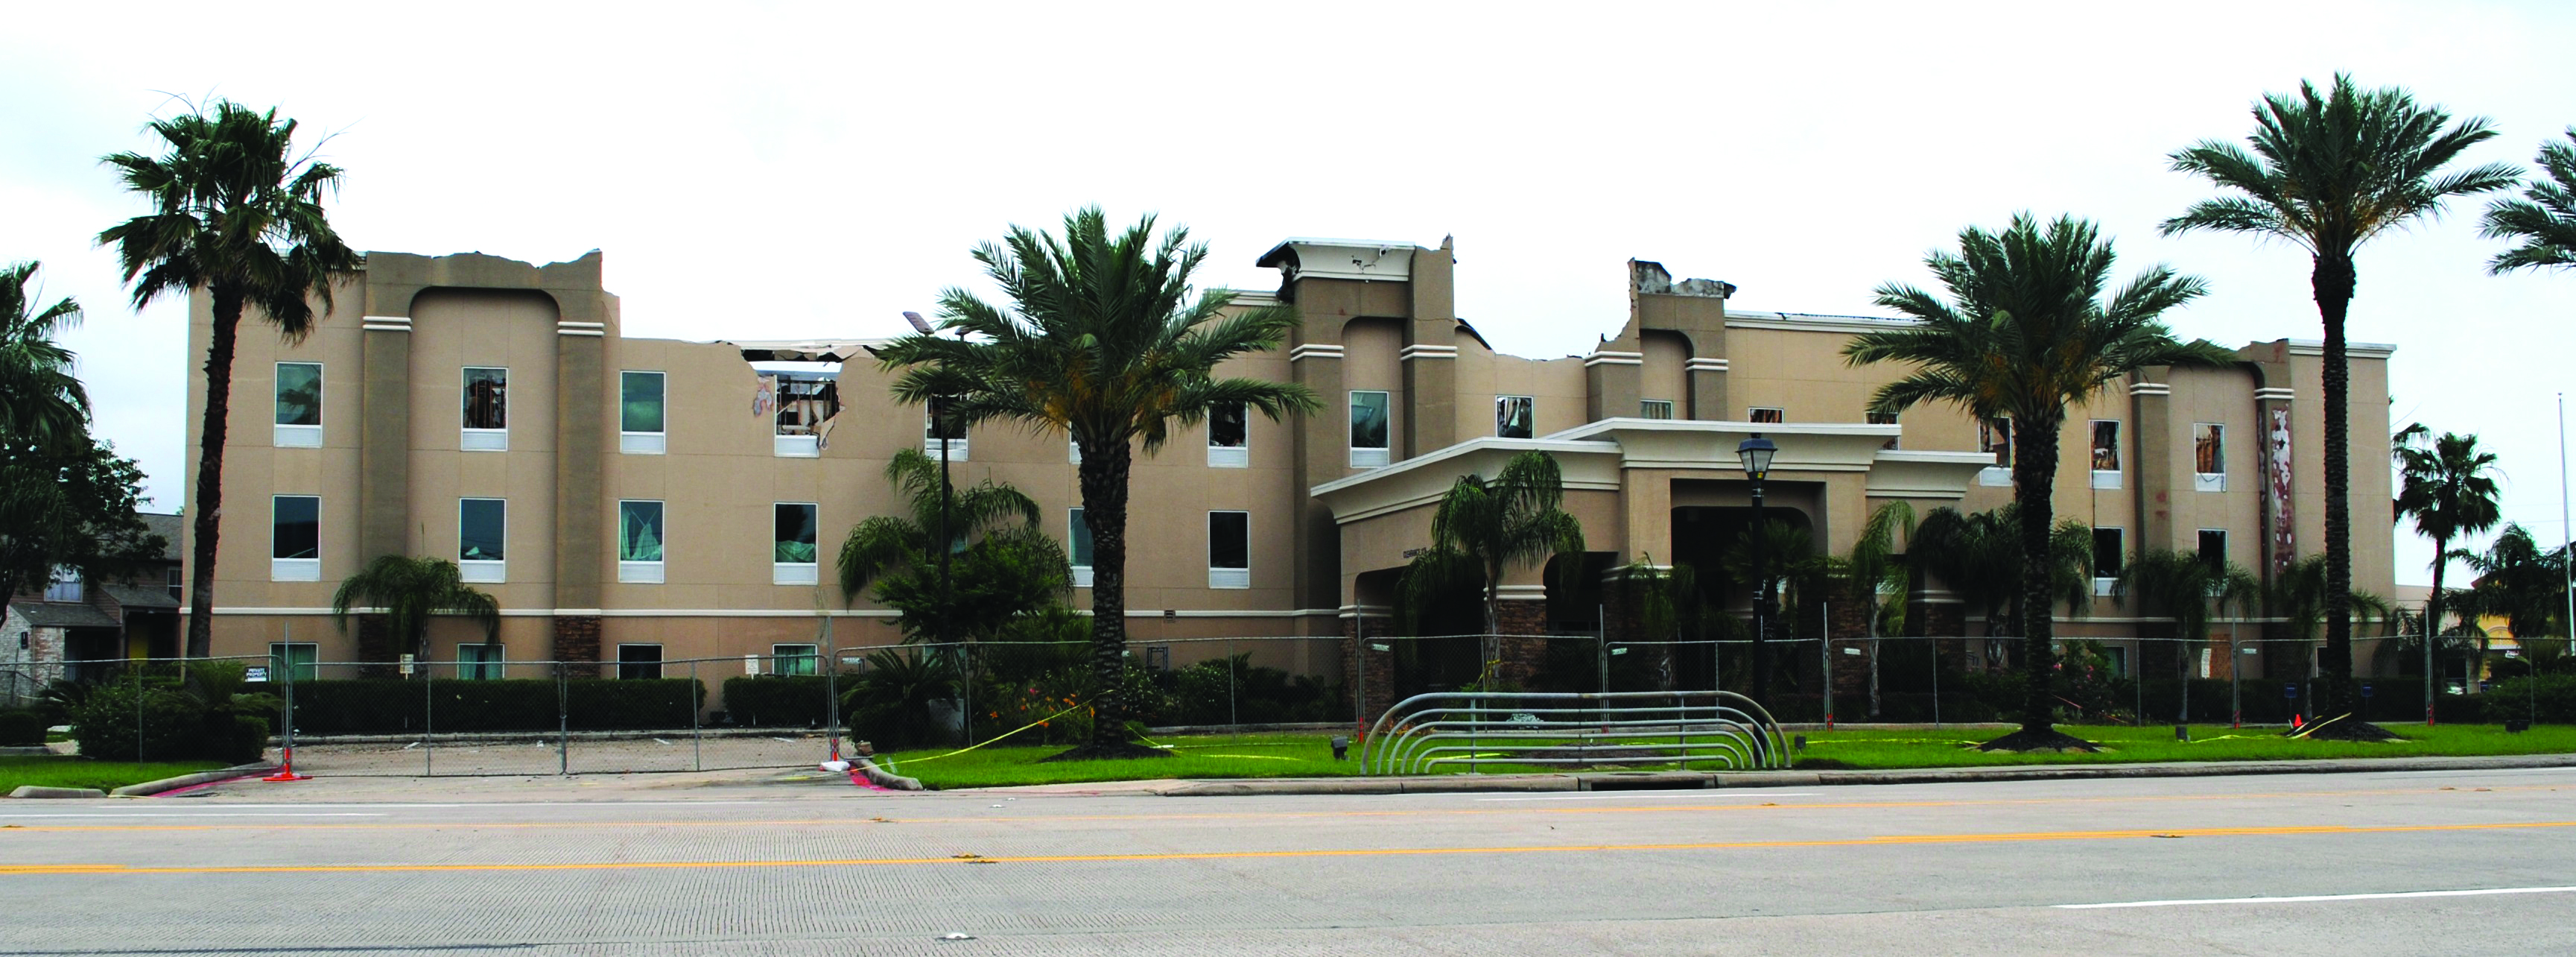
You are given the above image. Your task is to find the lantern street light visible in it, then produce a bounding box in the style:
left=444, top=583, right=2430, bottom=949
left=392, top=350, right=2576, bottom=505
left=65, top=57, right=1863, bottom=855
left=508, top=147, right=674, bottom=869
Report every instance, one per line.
left=1737, top=435, right=1778, bottom=705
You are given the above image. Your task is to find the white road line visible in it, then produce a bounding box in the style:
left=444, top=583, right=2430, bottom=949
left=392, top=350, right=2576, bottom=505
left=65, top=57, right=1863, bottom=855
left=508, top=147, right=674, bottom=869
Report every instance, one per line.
left=0, top=812, right=387, bottom=818
left=1475, top=792, right=1818, bottom=802
left=119, top=800, right=778, bottom=809
left=2057, top=886, right=2576, bottom=909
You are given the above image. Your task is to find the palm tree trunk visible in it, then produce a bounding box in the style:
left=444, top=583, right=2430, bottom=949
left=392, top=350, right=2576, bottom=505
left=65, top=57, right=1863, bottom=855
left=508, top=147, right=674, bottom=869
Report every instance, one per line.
left=1077, top=438, right=1132, bottom=748
left=2428, top=541, right=2449, bottom=693
left=2013, top=414, right=2063, bottom=736
left=183, top=288, right=244, bottom=660
left=2313, top=253, right=2358, bottom=714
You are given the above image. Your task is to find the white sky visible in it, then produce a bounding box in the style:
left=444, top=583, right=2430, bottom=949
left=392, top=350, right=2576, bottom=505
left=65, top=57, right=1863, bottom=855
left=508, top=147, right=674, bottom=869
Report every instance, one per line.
left=3, top=1, right=2569, bottom=589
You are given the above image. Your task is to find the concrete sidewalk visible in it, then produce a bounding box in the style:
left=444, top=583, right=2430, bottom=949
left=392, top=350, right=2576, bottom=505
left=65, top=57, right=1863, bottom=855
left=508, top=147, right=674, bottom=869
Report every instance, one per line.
left=974, top=751, right=2576, bottom=797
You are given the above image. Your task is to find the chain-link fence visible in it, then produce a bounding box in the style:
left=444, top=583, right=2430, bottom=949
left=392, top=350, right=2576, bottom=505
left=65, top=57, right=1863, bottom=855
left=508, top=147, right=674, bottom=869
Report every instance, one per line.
left=0, top=629, right=2491, bottom=776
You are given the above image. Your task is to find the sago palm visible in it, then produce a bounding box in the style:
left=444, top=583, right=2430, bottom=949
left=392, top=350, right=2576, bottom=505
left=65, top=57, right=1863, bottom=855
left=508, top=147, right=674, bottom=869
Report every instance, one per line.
left=1845, top=213, right=2230, bottom=750
left=2393, top=423, right=2502, bottom=672
left=329, top=555, right=500, bottom=673
left=2483, top=127, right=2576, bottom=274
left=2161, top=75, right=2517, bottom=728
left=98, top=100, right=361, bottom=658
left=875, top=208, right=1319, bottom=757
left=0, top=262, right=87, bottom=452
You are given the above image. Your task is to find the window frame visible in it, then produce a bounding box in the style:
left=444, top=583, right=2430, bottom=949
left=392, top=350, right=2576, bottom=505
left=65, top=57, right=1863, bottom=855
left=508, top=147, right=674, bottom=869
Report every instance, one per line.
left=457, top=642, right=507, bottom=680
left=460, top=366, right=510, bottom=450
left=923, top=397, right=968, bottom=461
left=2090, top=526, right=2125, bottom=595
left=773, top=502, right=819, bottom=585
left=273, top=361, right=323, bottom=447
left=1746, top=407, right=1785, bottom=424
left=1069, top=508, right=1094, bottom=589
left=458, top=498, right=507, bottom=583
left=2089, top=419, right=2122, bottom=489
left=267, top=642, right=319, bottom=683
left=1207, top=510, right=1251, bottom=589
left=618, top=499, right=666, bottom=584
left=270, top=494, right=321, bottom=581
left=1978, top=416, right=2014, bottom=486
left=615, top=643, right=664, bottom=680
left=2192, top=422, right=2227, bottom=492
left=1349, top=390, right=1392, bottom=467
left=1207, top=401, right=1249, bottom=467
left=2197, top=529, right=2228, bottom=572
left=771, top=643, right=819, bottom=677
left=620, top=370, right=667, bottom=455
left=1639, top=399, right=1675, bottom=420
left=1495, top=395, right=1535, bottom=439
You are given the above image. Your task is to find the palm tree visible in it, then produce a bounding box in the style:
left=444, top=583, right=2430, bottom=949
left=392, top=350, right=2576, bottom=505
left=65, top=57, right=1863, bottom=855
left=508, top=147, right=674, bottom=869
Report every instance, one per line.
left=2113, top=549, right=2260, bottom=719
left=2483, top=127, right=2576, bottom=274
left=1398, top=450, right=1587, bottom=683
left=1846, top=213, right=2230, bottom=751
left=837, top=447, right=1045, bottom=598
left=2161, top=75, right=2518, bottom=727
left=98, top=100, right=361, bottom=659
left=2464, top=524, right=2567, bottom=669
left=2393, top=423, right=2503, bottom=672
left=1718, top=518, right=1826, bottom=701
left=1909, top=504, right=2094, bottom=672
left=836, top=448, right=1064, bottom=644
left=329, top=555, right=500, bottom=675
left=874, top=208, right=1319, bottom=757
left=0, top=262, right=87, bottom=452
left=1841, top=502, right=1915, bottom=717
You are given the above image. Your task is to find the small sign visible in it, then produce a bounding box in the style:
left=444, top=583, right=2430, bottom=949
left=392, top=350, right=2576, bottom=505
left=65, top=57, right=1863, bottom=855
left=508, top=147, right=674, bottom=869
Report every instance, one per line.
left=2282, top=683, right=2298, bottom=699
left=2361, top=684, right=2374, bottom=698
left=245, top=666, right=270, bottom=683
left=399, top=654, right=415, bottom=677
left=745, top=655, right=761, bottom=676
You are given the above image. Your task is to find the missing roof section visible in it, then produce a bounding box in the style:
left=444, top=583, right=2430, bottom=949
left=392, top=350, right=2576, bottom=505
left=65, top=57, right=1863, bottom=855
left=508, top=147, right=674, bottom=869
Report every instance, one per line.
left=1630, top=260, right=1737, bottom=300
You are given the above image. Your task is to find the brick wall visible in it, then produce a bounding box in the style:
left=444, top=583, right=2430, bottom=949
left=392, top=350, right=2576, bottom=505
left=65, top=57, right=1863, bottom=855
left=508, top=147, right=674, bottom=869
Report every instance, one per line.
left=1492, top=599, right=1549, bottom=686
left=552, top=616, right=602, bottom=678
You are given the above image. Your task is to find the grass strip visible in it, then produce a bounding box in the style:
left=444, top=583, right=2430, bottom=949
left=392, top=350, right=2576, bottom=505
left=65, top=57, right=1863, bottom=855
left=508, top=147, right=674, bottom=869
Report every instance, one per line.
left=0, top=757, right=227, bottom=793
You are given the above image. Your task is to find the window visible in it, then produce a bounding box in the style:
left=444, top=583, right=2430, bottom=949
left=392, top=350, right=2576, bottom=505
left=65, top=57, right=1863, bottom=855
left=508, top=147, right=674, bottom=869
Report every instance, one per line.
left=1495, top=396, right=1535, bottom=439
left=773, top=502, right=818, bottom=585
left=1747, top=407, right=1784, bottom=424
left=617, top=644, right=664, bottom=680
left=772, top=643, right=819, bottom=677
left=1867, top=411, right=1900, bottom=449
left=274, top=362, right=322, bottom=447
left=459, top=498, right=506, bottom=583
left=461, top=367, right=508, bottom=450
left=1069, top=508, right=1094, bottom=589
left=271, top=495, right=320, bottom=581
left=2198, top=530, right=2227, bottom=572
left=2089, top=420, right=2122, bottom=489
left=165, top=566, right=182, bottom=601
left=2091, top=527, right=2125, bottom=595
left=1640, top=399, right=1674, bottom=420
left=618, top=500, right=664, bottom=584
left=924, top=397, right=968, bottom=461
left=1978, top=417, right=2012, bottom=487
left=457, top=642, right=506, bottom=680
left=41, top=566, right=81, bottom=603
left=621, top=371, right=666, bottom=455
left=1208, top=511, right=1249, bottom=589
left=1349, top=391, right=1390, bottom=467
left=267, top=642, right=317, bottom=683
left=2192, top=423, right=2226, bottom=491
left=1207, top=402, right=1248, bottom=467
left=774, top=373, right=838, bottom=457
left=2105, top=645, right=2128, bottom=678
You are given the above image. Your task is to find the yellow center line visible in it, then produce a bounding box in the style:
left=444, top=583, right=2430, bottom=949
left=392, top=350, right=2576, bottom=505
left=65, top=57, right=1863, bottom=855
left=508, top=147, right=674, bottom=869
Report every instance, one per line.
left=4, top=820, right=2572, bottom=876
left=0, top=783, right=2551, bottom=833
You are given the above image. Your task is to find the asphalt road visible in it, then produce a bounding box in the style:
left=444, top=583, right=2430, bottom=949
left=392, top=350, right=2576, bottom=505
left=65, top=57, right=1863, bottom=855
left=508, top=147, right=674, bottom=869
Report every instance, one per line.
left=2, top=767, right=2573, bottom=956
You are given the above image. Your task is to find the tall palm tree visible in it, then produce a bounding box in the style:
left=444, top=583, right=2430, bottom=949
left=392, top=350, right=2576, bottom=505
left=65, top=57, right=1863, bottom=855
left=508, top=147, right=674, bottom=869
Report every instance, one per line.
left=1846, top=213, right=2230, bottom=750
left=2161, top=75, right=2518, bottom=727
left=98, top=100, right=361, bottom=659
left=875, top=208, right=1318, bottom=757
left=2483, top=127, right=2576, bottom=274
left=1398, top=450, right=1587, bottom=682
left=329, top=555, right=500, bottom=675
left=0, top=262, right=87, bottom=452
left=2114, top=549, right=2261, bottom=718
left=2393, top=423, right=2503, bottom=666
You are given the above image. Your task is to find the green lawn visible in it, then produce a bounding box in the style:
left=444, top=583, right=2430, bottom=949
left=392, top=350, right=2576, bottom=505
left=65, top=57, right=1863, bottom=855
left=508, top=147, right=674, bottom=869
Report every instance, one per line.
left=875, top=724, right=2576, bottom=789
left=0, top=757, right=226, bottom=794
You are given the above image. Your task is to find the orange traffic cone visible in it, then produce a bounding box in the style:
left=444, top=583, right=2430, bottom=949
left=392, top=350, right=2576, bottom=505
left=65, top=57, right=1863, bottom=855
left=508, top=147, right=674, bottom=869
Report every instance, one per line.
left=263, top=746, right=311, bottom=782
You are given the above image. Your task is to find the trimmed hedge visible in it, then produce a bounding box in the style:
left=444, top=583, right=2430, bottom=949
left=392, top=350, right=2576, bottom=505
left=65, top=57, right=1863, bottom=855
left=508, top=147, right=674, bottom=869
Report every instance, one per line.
left=280, top=678, right=704, bottom=735
left=68, top=686, right=267, bottom=762
left=0, top=708, right=45, bottom=745
left=721, top=676, right=838, bottom=727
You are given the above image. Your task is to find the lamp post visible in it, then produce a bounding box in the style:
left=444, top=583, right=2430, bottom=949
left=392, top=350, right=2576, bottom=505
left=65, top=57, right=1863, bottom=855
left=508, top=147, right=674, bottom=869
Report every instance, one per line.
left=1738, top=436, right=1777, bottom=705
left=907, top=311, right=964, bottom=743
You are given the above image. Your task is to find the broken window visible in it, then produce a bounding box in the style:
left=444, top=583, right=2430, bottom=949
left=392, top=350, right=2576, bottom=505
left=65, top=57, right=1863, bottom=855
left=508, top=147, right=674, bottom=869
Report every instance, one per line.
left=1868, top=411, right=1900, bottom=449
left=462, top=367, right=507, bottom=430
left=1747, top=407, right=1784, bottom=424
left=775, top=375, right=839, bottom=436
left=1496, top=396, right=1535, bottom=439
left=1979, top=417, right=2012, bottom=467
left=2090, top=420, right=2122, bottom=472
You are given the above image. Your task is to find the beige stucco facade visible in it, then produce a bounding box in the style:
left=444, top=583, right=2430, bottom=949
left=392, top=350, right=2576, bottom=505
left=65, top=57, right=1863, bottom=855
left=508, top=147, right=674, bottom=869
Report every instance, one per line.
left=182, top=237, right=2400, bottom=686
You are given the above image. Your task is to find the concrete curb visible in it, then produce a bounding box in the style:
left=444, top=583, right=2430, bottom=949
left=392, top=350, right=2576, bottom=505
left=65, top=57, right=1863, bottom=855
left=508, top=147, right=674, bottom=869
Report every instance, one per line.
left=273, top=728, right=825, bottom=746
left=0, top=746, right=54, bottom=757
left=110, top=762, right=279, bottom=798
left=8, top=786, right=106, bottom=798
left=1135, top=752, right=2576, bottom=797
left=853, top=757, right=923, bottom=792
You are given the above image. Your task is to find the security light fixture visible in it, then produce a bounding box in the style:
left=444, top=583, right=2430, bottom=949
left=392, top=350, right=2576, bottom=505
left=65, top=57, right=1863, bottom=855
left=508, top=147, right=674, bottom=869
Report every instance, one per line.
left=903, top=311, right=934, bottom=335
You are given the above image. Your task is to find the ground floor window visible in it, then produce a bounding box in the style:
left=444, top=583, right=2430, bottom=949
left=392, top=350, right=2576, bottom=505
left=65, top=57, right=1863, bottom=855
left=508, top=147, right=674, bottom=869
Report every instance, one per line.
left=618, top=643, right=664, bottom=680
left=457, top=642, right=506, bottom=680
left=773, top=643, right=818, bottom=676
left=267, top=642, right=318, bottom=683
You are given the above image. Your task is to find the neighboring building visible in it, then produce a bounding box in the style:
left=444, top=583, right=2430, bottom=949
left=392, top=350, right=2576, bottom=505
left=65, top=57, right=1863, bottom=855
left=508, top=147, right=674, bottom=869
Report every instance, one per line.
left=2, top=511, right=184, bottom=701
left=179, top=240, right=2399, bottom=700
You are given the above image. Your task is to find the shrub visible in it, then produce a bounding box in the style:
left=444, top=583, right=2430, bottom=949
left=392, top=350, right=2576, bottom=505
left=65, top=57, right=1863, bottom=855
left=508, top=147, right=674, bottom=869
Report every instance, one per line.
left=2481, top=674, right=2576, bottom=724
left=0, top=708, right=46, bottom=746
left=278, top=678, right=704, bottom=734
left=722, top=675, right=840, bottom=727
left=69, top=684, right=212, bottom=762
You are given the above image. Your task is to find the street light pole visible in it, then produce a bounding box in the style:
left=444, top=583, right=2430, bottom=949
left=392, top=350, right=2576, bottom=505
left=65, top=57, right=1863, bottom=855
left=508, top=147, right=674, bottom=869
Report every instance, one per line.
left=908, top=311, right=965, bottom=745
left=1738, top=436, right=1778, bottom=706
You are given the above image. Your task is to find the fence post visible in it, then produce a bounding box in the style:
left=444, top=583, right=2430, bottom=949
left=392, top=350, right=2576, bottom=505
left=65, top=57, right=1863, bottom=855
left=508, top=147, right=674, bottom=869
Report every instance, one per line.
left=424, top=661, right=435, bottom=777
left=556, top=662, right=570, bottom=777
left=1821, top=601, right=1833, bottom=727
left=691, top=658, right=702, bottom=772
left=132, top=657, right=143, bottom=762
left=825, top=618, right=841, bottom=766
left=1930, top=636, right=1942, bottom=729
left=1227, top=639, right=1237, bottom=728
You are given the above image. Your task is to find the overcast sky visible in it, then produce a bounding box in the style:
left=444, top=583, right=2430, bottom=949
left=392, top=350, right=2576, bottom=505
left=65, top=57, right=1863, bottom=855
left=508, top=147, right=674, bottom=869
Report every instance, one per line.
left=4, top=1, right=2569, bottom=587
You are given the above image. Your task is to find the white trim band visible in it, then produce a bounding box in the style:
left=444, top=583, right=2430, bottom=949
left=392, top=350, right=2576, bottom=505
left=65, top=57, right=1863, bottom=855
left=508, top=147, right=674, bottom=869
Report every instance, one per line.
left=2128, top=382, right=2172, bottom=396
left=1289, top=344, right=1345, bottom=361
left=2253, top=388, right=2296, bottom=401
left=1583, top=350, right=1643, bottom=367
left=1686, top=357, right=1730, bottom=373
left=1399, top=344, right=1459, bottom=361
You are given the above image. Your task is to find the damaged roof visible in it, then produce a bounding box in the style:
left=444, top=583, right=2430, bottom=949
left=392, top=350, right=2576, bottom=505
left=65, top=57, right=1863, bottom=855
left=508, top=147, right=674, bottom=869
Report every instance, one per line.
left=725, top=339, right=890, bottom=363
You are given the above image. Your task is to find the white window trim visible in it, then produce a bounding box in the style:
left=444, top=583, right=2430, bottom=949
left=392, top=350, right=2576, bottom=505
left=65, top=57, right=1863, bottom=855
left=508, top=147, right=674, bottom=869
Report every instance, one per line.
left=1208, top=403, right=1249, bottom=467
left=1350, top=390, right=1392, bottom=468
left=459, top=498, right=506, bottom=583
left=775, top=434, right=820, bottom=458
left=618, top=500, right=665, bottom=584
left=925, top=408, right=968, bottom=461
left=1495, top=395, right=1536, bottom=439
left=1640, top=399, right=1675, bottom=420
left=2088, top=418, right=2122, bottom=488
left=620, top=370, right=668, bottom=455
left=2091, top=527, right=2124, bottom=596
left=773, top=502, right=819, bottom=585
left=460, top=367, right=510, bottom=451
left=1208, top=510, right=1250, bottom=590
left=1069, top=508, right=1094, bottom=588
left=771, top=643, right=819, bottom=676
left=2192, top=422, right=2227, bottom=491
left=273, top=361, right=323, bottom=448
left=270, top=495, right=320, bottom=582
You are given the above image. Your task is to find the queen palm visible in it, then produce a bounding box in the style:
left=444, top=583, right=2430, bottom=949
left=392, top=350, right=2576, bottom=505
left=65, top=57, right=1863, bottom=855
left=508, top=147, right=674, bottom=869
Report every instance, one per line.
left=329, top=555, right=500, bottom=675
left=2393, top=423, right=2502, bottom=676
left=837, top=448, right=1062, bottom=643
left=1399, top=451, right=1587, bottom=683
left=2113, top=549, right=2260, bottom=720
left=2483, top=127, right=2576, bottom=274
left=875, top=208, right=1318, bottom=758
left=1846, top=213, right=2230, bottom=751
left=0, top=262, right=87, bottom=452
left=2161, top=75, right=2517, bottom=728
left=98, top=101, right=361, bottom=659
left=1909, top=504, right=2094, bottom=672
